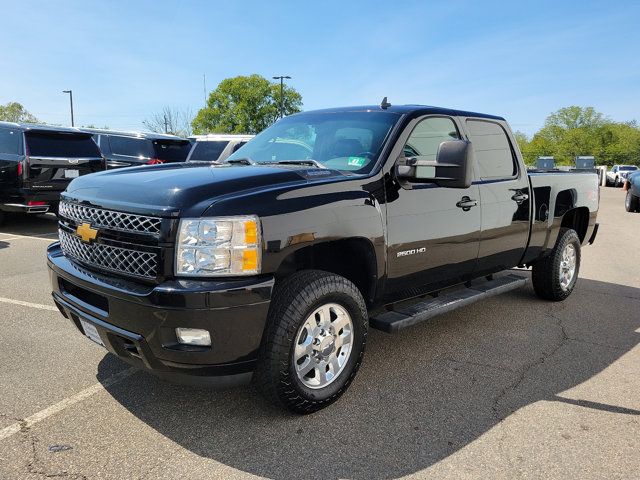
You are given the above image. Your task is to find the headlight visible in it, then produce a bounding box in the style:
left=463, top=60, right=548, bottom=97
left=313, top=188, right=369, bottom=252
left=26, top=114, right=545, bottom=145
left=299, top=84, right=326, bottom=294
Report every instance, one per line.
left=175, top=216, right=261, bottom=276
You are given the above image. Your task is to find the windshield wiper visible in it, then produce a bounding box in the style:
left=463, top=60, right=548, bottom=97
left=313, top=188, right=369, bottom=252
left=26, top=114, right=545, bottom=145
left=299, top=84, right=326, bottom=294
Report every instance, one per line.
left=226, top=157, right=256, bottom=166
left=266, top=159, right=327, bottom=169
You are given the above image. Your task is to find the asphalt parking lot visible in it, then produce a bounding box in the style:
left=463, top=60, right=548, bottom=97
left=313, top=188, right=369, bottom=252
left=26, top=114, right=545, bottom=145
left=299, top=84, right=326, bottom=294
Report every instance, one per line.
left=0, top=187, right=638, bottom=480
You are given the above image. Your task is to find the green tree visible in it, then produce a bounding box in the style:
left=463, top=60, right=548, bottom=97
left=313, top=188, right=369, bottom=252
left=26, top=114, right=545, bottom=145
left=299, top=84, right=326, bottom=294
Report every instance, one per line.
left=523, top=106, right=640, bottom=166
left=0, top=102, right=39, bottom=123
left=192, top=74, right=302, bottom=134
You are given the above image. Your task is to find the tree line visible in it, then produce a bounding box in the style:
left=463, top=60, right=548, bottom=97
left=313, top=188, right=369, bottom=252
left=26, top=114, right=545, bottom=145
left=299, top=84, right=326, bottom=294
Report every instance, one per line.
left=515, top=106, right=640, bottom=166
left=2, top=82, right=638, bottom=168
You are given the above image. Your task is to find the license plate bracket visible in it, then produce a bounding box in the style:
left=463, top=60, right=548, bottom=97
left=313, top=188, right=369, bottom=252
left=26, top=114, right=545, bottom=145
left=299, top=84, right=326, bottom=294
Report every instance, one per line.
left=65, top=169, right=80, bottom=179
left=80, top=319, right=105, bottom=347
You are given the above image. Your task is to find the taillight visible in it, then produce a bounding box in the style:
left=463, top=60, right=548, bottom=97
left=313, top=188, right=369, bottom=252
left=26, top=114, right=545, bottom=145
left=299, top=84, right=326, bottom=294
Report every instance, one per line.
left=28, top=201, right=47, bottom=206
left=17, top=162, right=23, bottom=176
left=146, top=158, right=165, bottom=165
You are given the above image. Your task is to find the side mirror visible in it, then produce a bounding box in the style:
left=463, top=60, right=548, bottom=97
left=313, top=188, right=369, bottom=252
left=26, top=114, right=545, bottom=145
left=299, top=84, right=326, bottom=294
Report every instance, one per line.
left=396, top=140, right=474, bottom=189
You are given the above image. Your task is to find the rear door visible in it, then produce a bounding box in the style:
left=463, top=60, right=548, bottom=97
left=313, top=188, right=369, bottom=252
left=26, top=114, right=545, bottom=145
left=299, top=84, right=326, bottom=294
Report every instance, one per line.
left=463, top=118, right=531, bottom=276
left=24, top=131, right=104, bottom=191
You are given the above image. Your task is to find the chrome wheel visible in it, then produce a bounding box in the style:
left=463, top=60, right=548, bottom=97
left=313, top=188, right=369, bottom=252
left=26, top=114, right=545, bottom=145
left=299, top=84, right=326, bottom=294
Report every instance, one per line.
left=559, top=243, right=577, bottom=291
left=293, top=303, right=353, bottom=389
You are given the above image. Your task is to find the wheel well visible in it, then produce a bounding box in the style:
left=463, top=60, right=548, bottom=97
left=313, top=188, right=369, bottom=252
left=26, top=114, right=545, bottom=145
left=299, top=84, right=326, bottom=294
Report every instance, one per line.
left=276, top=238, right=378, bottom=305
left=561, top=207, right=590, bottom=243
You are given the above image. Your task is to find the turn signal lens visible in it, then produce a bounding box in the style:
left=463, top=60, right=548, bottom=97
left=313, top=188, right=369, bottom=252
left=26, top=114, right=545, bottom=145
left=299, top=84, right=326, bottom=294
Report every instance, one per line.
left=176, top=216, right=261, bottom=277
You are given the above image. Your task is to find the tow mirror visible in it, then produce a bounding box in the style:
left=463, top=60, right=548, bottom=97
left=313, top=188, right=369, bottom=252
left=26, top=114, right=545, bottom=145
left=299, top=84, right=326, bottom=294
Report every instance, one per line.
left=396, top=140, right=474, bottom=189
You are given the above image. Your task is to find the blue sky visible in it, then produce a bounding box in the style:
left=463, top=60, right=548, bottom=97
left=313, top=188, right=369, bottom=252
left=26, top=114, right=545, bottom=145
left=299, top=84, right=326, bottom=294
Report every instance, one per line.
left=0, top=0, right=637, bottom=136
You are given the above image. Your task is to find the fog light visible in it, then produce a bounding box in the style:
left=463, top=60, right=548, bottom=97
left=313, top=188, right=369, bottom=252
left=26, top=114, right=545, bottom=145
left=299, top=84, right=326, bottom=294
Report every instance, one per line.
left=175, top=328, right=211, bottom=346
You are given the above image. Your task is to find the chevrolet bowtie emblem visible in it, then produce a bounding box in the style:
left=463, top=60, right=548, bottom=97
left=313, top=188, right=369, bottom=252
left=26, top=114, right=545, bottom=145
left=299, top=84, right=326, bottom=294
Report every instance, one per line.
left=76, top=222, right=98, bottom=243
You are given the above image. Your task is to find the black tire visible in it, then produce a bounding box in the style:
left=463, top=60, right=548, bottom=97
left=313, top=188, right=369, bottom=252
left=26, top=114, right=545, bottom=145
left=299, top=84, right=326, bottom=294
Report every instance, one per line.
left=626, top=190, right=640, bottom=213
left=532, top=228, right=581, bottom=301
left=256, top=270, right=368, bottom=414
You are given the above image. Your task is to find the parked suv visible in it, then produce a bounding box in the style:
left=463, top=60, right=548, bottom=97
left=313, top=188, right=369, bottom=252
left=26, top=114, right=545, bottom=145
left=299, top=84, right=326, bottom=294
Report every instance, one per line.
left=82, top=129, right=191, bottom=169
left=0, top=122, right=104, bottom=224
left=186, top=134, right=254, bottom=162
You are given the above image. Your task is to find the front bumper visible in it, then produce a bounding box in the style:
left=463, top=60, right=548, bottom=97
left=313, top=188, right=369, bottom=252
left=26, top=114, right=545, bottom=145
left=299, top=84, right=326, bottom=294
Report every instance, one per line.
left=47, top=243, right=274, bottom=386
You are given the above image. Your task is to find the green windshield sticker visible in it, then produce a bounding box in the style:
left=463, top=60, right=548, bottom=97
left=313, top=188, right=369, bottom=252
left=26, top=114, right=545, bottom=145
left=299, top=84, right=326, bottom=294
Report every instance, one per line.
left=347, top=156, right=366, bottom=167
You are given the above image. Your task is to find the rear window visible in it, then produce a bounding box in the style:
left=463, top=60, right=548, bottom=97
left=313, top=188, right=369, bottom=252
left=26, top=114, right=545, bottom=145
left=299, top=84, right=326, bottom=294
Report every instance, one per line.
left=0, top=128, right=22, bottom=155
left=189, top=141, right=229, bottom=161
left=25, top=132, right=101, bottom=158
left=153, top=140, right=191, bottom=162
left=109, top=136, right=154, bottom=158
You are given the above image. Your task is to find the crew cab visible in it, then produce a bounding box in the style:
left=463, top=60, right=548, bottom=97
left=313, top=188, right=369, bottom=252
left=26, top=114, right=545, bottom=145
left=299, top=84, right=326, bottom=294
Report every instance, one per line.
left=0, top=122, right=104, bottom=224
left=47, top=104, right=599, bottom=413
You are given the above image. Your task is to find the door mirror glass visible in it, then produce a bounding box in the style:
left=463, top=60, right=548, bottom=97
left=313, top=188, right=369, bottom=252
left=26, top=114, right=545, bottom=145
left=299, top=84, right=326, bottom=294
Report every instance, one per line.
left=397, top=139, right=475, bottom=189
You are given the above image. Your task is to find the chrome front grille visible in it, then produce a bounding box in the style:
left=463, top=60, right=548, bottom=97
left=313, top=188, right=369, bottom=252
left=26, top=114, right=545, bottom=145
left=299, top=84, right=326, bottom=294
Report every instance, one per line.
left=59, top=201, right=161, bottom=236
left=59, top=229, right=158, bottom=279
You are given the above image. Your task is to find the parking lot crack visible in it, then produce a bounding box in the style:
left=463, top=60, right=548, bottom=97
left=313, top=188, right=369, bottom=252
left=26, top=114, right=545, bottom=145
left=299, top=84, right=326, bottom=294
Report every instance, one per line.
left=492, top=312, right=569, bottom=420
left=16, top=422, right=87, bottom=480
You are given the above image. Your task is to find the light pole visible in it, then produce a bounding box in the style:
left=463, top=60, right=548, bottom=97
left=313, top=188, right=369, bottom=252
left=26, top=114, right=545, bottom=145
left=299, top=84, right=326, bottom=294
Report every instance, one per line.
left=62, top=90, right=74, bottom=127
left=272, top=75, right=291, bottom=119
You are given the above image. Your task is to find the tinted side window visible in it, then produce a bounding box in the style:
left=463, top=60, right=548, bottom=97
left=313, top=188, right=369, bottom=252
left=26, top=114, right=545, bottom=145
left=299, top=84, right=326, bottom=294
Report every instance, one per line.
left=109, top=136, right=153, bottom=158
left=466, top=120, right=516, bottom=180
left=153, top=140, right=191, bottom=162
left=190, top=141, right=230, bottom=161
left=404, top=117, right=460, bottom=160
left=0, top=128, right=22, bottom=155
left=25, top=132, right=101, bottom=158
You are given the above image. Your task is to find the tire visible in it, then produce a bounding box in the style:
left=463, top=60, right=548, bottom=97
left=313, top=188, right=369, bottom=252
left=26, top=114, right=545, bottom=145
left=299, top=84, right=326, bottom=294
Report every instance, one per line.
left=256, top=270, right=368, bottom=414
left=615, top=177, right=621, bottom=187
left=0, top=210, right=5, bottom=226
left=626, top=190, right=640, bottom=213
left=532, top=228, right=581, bottom=301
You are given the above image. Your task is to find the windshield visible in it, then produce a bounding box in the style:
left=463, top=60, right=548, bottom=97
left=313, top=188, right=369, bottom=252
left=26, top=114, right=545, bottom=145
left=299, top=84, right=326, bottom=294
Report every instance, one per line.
left=620, top=166, right=638, bottom=171
left=226, top=111, right=400, bottom=173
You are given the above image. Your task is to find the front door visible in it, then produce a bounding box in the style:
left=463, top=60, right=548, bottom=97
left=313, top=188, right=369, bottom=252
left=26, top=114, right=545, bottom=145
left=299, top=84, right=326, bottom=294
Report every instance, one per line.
left=385, top=116, right=481, bottom=297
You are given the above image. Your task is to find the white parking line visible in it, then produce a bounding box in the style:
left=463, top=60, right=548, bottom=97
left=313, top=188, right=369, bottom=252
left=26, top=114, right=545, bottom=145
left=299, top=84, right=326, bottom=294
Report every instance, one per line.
left=0, top=233, right=58, bottom=242
left=0, top=297, right=58, bottom=312
left=0, top=367, right=137, bottom=441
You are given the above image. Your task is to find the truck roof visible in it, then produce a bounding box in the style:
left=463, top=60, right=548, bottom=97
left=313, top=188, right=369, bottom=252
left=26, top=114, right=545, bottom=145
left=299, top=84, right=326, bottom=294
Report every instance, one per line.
left=297, top=104, right=505, bottom=121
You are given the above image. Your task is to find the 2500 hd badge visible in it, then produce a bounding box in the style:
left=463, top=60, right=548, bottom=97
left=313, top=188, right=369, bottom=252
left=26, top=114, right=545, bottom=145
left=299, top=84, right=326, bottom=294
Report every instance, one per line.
left=48, top=102, right=599, bottom=413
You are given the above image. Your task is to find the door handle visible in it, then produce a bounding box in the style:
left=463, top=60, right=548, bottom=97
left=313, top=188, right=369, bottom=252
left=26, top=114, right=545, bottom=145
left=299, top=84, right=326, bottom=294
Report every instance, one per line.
left=511, top=192, right=529, bottom=204
left=456, top=196, right=478, bottom=211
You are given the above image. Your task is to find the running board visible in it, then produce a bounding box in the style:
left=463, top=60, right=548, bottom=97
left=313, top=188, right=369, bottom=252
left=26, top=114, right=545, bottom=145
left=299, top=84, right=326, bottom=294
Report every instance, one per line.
left=370, top=274, right=527, bottom=333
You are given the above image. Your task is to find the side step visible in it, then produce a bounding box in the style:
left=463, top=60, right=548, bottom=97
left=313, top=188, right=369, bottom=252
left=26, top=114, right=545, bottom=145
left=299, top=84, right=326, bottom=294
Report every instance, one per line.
left=370, top=273, right=527, bottom=333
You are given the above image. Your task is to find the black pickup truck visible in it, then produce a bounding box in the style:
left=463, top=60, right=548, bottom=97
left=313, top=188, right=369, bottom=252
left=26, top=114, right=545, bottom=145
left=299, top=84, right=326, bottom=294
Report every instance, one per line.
left=47, top=104, right=599, bottom=413
left=0, top=122, right=104, bottom=223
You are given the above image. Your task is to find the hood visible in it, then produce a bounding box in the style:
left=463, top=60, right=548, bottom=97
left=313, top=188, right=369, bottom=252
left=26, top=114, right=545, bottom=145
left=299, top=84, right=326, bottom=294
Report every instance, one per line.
left=62, top=162, right=340, bottom=217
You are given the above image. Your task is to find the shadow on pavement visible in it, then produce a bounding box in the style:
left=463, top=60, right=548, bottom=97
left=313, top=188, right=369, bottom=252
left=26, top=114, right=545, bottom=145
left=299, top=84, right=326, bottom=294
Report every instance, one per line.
left=0, top=212, right=59, bottom=238
left=98, top=277, right=640, bottom=480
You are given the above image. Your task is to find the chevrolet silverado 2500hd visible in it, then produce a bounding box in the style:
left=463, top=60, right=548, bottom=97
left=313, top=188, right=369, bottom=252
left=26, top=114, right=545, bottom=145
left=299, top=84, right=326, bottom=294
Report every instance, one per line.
left=47, top=104, right=599, bottom=413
